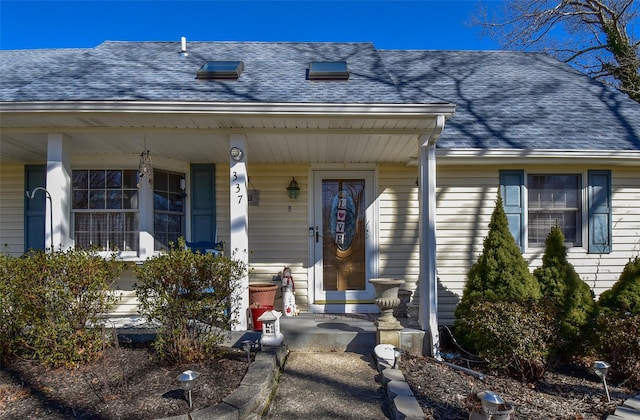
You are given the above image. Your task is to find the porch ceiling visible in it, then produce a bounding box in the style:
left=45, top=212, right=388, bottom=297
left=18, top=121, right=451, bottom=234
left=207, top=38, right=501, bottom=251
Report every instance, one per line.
left=0, top=107, right=445, bottom=165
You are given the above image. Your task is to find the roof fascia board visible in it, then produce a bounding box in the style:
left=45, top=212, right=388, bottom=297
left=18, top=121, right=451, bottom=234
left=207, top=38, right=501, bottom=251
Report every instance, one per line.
left=1, top=126, right=431, bottom=136
left=436, top=148, right=640, bottom=166
left=0, top=101, right=456, bottom=118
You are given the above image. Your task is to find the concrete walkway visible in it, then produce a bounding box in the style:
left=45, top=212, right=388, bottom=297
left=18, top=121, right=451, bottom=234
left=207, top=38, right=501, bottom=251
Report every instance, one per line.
left=263, top=351, right=391, bottom=419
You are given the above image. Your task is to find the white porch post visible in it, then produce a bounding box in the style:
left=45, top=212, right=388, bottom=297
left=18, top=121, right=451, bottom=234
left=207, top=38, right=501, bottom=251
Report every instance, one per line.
left=418, top=115, right=445, bottom=358
left=46, top=133, right=71, bottom=250
left=137, top=156, right=154, bottom=260
left=229, top=134, right=249, bottom=331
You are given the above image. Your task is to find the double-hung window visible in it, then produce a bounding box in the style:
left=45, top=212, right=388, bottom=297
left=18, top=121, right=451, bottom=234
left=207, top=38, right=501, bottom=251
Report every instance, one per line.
left=500, top=170, right=611, bottom=253
left=154, top=169, right=185, bottom=251
left=528, top=174, right=581, bottom=246
left=72, top=169, right=139, bottom=254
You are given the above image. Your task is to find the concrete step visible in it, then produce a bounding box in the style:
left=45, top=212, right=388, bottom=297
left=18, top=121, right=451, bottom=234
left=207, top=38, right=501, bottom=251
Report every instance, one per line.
left=108, top=313, right=426, bottom=355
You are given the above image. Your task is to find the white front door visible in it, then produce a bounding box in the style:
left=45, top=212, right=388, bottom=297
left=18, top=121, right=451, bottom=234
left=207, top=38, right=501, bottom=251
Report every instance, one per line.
left=311, top=170, right=377, bottom=313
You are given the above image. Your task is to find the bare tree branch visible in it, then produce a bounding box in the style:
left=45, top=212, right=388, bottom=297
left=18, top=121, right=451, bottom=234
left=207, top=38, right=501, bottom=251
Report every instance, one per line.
left=474, top=0, right=640, bottom=102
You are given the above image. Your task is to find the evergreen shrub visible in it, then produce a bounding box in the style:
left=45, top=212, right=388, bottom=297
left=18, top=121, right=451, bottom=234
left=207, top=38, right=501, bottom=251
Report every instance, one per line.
left=593, top=312, right=640, bottom=390
left=598, top=257, right=640, bottom=315
left=593, top=258, right=640, bottom=389
left=533, top=225, right=596, bottom=356
left=454, top=193, right=541, bottom=351
left=457, top=299, right=558, bottom=382
left=134, top=238, right=246, bottom=364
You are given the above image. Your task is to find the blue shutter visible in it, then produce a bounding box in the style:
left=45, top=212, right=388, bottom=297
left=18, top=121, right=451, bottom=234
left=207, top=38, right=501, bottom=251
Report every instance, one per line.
left=588, top=170, right=612, bottom=253
left=500, top=170, right=525, bottom=251
left=24, top=165, right=46, bottom=253
left=190, top=164, right=217, bottom=243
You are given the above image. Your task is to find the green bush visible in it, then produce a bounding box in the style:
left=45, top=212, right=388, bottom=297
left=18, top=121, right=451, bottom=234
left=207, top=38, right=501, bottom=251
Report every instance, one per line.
left=599, top=257, right=640, bottom=315
left=134, top=238, right=246, bottom=364
left=457, top=299, right=558, bottom=382
left=454, top=193, right=541, bottom=350
left=593, top=311, right=640, bottom=390
left=533, top=225, right=596, bottom=355
left=5, top=249, right=121, bottom=367
left=0, top=254, right=26, bottom=364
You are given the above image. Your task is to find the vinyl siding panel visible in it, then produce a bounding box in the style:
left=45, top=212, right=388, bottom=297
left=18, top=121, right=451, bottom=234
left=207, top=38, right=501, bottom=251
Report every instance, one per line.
left=0, top=163, right=26, bottom=256
left=435, top=164, right=640, bottom=325
left=109, top=268, right=139, bottom=316
left=378, top=165, right=420, bottom=281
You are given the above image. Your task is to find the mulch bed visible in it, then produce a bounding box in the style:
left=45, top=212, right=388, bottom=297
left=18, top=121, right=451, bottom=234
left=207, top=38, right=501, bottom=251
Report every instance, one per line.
left=0, top=343, right=249, bottom=419
left=400, top=354, right=637, bottom=419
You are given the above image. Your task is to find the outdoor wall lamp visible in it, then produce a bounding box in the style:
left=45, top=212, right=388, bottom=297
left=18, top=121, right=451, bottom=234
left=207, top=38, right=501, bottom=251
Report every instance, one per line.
left=592, top=360, right=611, bottom=402
left=179, top=178, right=187, bottom=198
left=137, top=140, right=153, bottom=188
left=287, top=177, right=300, bottom=199
left=176, top=370, right=200, bottom=408
left=230, top=146, right=244, bottom=161
left=480, top=390, right=504, bottom=419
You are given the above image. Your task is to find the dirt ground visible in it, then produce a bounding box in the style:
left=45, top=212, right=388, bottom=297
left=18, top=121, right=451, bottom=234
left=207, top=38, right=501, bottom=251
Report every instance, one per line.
left=400, top=354, right=637, bottom=419
left=0, top=343, right=248, bottom=419
left=1, top=341, right=637, bottom=420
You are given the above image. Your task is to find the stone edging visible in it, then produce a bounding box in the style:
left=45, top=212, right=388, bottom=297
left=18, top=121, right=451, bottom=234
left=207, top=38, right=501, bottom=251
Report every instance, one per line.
left=162, top=344, right=287, bottom=420
left=375, top=358, right=426, bottom=420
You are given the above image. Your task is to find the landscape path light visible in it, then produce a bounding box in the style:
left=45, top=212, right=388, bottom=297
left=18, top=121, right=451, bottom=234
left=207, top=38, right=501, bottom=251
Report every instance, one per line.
left=176, top=369, right=200, bottom=408
left=480, top=390, right=504, bottom=419
left=592, top=360, right=611, bottom=402
left=242, top=339, right=252, bottom=363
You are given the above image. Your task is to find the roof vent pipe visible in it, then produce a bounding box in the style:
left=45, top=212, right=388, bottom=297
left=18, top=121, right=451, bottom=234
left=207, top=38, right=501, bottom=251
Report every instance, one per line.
left=179, top=36, right=188, bottom=57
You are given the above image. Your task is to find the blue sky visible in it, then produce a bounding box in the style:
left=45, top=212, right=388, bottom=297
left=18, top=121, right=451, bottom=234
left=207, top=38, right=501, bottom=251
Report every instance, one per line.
left=0, top=1, right=501, bottom=51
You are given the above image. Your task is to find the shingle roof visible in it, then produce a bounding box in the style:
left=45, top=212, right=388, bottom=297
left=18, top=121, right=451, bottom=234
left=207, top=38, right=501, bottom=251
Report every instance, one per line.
left=0, top=41, right=404, bottom=103
left=1, top=41, right=639, bottom=151
left=379, top=50, right=640, bottom=151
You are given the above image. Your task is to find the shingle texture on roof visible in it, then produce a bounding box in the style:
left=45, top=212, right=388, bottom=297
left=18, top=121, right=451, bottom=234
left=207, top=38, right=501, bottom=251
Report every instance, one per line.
left=1, top=41, right=640, bottom=151
left=379, top=50, right=640, bottom=151
left=0, top=41, right=403, bottom=103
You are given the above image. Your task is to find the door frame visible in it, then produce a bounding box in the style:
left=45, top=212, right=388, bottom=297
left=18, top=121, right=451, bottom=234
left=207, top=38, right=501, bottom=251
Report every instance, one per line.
left=308, top=168, right=379, bottom=313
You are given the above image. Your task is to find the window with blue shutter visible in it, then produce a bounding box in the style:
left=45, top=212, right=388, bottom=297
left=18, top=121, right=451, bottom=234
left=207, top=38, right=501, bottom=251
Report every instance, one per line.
left=24, top=165, right=46, bottom=253
left=588, top=170, right=612, bottom=253
left=499, top=170, right=525, bottom=251
left=190, top=164, right=217, bottom=243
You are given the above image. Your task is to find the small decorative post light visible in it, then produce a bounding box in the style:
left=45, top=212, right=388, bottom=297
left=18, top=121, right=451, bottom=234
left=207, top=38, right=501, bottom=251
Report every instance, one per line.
left=287, top=177, right=300, bottom=199
left=592, top=360, right=611, bottom=402
left=480, top=390, right=504, bottom=419
left=242, top=340, right=252, bottom=364
left=258, top=309, right=284, bottom=347
left=176, top=370, right=200, bottom=408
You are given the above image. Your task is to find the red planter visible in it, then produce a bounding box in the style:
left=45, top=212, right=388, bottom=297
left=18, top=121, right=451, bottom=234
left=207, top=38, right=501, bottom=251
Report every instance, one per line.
left=250, top=305, right=274, bottom=331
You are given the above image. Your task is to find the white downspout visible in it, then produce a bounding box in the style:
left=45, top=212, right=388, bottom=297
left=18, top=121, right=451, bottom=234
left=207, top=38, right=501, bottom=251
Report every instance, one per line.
left=418, top=115, right=445, bottom=359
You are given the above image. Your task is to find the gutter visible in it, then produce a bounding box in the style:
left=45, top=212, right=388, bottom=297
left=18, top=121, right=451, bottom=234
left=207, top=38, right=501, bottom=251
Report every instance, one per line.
left=0, top=100, right=456, bottom=118
left=436, top=148, right=640, bottom=166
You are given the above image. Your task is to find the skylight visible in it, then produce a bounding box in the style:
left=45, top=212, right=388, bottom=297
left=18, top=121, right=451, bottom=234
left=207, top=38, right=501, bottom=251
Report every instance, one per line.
left=196, top=61, right=244, bottom=80
left=308, top=61, right=350, bottom=80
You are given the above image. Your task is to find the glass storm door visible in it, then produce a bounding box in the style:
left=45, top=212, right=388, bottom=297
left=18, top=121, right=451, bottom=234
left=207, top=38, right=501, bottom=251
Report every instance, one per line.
left=313, top=171, right=376, bottom=311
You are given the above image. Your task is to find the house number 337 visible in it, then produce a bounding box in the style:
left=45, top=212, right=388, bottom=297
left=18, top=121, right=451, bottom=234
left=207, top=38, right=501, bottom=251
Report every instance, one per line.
left=232, top=171, right=243, bottom=204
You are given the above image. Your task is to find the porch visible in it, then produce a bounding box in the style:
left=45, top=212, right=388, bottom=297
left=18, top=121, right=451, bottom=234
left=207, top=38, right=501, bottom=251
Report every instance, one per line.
left=111, top=313, right=427, bottom=355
